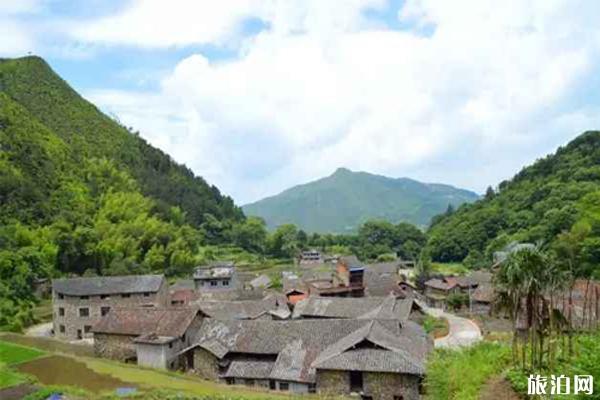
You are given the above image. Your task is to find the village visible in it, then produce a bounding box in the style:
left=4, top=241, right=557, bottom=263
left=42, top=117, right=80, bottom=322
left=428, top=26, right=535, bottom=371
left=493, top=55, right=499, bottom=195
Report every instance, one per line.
left=33, top=241, right=590, bottom=400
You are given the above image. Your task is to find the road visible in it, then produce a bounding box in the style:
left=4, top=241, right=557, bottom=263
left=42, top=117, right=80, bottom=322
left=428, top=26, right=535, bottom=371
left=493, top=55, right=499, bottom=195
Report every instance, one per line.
left=24, top=322, right=53, bottom=337
left=423, top=306, right=482, bottom=348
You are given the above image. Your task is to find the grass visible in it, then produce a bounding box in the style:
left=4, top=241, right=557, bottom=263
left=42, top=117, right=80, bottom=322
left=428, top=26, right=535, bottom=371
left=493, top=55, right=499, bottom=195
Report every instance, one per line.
left=424, top=342, right=511, bottom=400
left=423, top=316, right=450, bottom=339
left=431, top=262, right=469, bottom=276
left=32, top=299, right=53, bottom=323
left=0, top=340, right=46, bottom=365
left=0, top=362, right=27, bottom=389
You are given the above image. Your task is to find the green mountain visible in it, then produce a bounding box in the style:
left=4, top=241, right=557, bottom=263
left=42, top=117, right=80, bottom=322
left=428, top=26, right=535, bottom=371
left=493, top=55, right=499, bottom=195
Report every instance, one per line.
left=0, top=56, right=242, bottom=227
left=243, top=168, right=479, bottom=233
left=0, top=56, right=243, bottom=329
left=426, top=131, right=600, bottom=263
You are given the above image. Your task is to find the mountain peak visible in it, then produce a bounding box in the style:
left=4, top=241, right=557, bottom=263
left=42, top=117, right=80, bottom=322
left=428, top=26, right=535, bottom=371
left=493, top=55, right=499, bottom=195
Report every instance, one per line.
left=243, top=169, right=479, bottom=233
left=332, top=167, right=353, bottom=176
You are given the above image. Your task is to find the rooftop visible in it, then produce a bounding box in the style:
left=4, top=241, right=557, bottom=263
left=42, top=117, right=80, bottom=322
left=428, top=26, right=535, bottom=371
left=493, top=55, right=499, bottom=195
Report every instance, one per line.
left=53, top=274, right=165, bottom=296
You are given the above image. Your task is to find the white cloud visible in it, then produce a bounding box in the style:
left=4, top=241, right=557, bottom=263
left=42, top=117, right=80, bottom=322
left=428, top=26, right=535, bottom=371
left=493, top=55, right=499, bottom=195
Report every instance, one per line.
left=83, top=0, right=600, bottom=204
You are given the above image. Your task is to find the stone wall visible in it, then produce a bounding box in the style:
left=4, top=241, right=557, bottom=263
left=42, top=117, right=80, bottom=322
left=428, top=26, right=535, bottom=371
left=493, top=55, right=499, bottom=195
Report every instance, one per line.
left=316, top=370, right=350, bottom=397
left=52, top=279, right=169, bottom=341
left=364, top=372, right=420, bottom=400
left=94, top=333, right=137, bottom=362
left=193, top=348, right=219, bottom=380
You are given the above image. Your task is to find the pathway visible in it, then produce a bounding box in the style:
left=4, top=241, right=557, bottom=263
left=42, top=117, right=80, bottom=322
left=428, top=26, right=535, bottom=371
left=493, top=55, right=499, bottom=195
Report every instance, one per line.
left=423, top=305, right=482, bottom=348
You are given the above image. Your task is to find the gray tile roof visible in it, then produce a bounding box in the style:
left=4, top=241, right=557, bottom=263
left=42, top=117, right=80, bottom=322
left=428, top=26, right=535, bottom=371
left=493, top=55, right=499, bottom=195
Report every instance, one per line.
left=223, top=360, right=274, bottom=379
left=292, top=295, right=417, bottom=321
left=193, top=295, right=289, bottom=320
left=249, top=274, right=271, bottom=289
left=313, top=348, right=424, bottom=375
left=194, top=318, right=430, bottom=383
left=92, top=307, right=199, bottom=338
left=52, top=274, right=165, bottom=296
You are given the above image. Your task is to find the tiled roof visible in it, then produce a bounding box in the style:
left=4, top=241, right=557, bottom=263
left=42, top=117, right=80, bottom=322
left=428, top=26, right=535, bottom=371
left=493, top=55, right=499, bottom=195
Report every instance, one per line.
left=194, top=295, right=289, bottom=320
left=223, top=360, right=274, bottom=379
left=194, top=318, right=431, bottom=383
left=313, top=348, right=424, bottom=375
left=92, top=307, right=198, bottom=338
left=249, top=275, right=271, bottom=289
left=292, top=295, right=417, bottom=321
left=53, top=274, right=164, bottom=296
left=472, top=284, right=494, bottom=303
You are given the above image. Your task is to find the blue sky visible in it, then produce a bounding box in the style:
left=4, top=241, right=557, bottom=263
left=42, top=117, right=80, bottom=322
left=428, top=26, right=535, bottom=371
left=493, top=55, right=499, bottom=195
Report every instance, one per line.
left=2, top=0, right=600, bottom=204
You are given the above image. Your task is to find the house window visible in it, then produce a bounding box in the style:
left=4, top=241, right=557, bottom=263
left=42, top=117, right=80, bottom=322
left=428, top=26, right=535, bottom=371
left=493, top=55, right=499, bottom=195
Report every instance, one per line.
left=59, top=325, right=65, bottom=333
left=181, top=334, right=186, bottom=342
left=101, top=294, right=110, bottom=300
left=279, top=382, right=289, bottom=391
left=245, top=379, right=255, bottom=386
left=143, top=292, right=151, bottom=297
left=350, top=371, right=363, bottom=392
left=210, top=281, right=218, bottom=287
left=101, top=306, right=111, bottom=316
left=223, top=280, right=229, bottom=286
left=58, top=293, right=64, bottom=300
left=308, top=383, right=316, bottom=393
left=168, top=342, right=173, bottom=349
left=84, top=325, right=92, bottom=333
left=122, top=294, right=131, bottom=298
left=79, top=308, right=90, bottom=317
left=269, top=380, right=276, bottom=390
left=59, top=307, right=65, bottom=316
left=80, top=295, right=89, bottom=300
left=226, top=378, right=234, bottom=385
left=393, top=396, right=404, bottom=400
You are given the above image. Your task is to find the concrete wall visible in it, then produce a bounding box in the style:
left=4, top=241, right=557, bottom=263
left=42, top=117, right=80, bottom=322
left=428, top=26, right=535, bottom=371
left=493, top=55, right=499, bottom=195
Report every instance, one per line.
left=53, top=279, right=169, bottom=340
left=94, top=333, right=137, bottom=362
left=194, top=276, right=235, bottom=291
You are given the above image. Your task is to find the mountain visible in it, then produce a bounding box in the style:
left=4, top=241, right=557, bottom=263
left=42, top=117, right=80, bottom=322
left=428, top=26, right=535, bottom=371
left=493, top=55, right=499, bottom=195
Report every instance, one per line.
left=243, top=168, right=479, bottom=233
left=426, top=131, right=600, bottom=263
left=0, top=56, right=242, bottom=226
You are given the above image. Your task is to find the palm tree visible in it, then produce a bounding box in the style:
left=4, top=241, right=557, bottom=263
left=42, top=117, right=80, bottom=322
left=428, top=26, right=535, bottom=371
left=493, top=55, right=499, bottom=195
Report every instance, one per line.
left=494, top=245, right=553, bottom=370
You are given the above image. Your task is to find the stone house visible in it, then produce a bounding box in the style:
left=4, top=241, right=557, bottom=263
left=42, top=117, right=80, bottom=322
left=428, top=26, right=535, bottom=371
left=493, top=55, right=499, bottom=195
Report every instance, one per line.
left=423, top=276, right=477, bottom=309
left=193, top=261, right=236, bottom=291
left=305, top=256, right=365, bottom=298
left=52, top=274, right=169, bottom=340
left=190, top=318, right=431, bottom=400
left=92, top=307, right=203, bottom=369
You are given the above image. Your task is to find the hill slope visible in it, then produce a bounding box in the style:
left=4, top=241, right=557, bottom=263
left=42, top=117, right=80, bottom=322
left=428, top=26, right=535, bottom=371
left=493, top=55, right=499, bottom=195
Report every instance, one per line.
left=0, top=56, right=242, bottom=226
left=426, top=131, right=600, bottom=263
left=243, top=168, right=479, bottom=233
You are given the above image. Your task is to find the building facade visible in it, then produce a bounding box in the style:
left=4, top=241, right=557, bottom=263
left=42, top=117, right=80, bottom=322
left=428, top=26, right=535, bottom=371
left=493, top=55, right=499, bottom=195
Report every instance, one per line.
left=193, top=261, right=237, bottom=291
left=52, top=275, right=169, bottom=340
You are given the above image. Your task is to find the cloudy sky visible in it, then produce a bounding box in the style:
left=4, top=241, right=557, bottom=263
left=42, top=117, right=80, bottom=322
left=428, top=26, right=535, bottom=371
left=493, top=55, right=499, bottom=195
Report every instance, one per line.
left=2, top=0, right=600, bottom=204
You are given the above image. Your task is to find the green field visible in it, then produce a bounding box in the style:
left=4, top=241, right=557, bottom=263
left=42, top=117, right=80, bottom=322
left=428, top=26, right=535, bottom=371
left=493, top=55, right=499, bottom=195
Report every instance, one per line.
left=431, top=262, right=469, bottom=275
left=0, top=341, right=45, bottom=365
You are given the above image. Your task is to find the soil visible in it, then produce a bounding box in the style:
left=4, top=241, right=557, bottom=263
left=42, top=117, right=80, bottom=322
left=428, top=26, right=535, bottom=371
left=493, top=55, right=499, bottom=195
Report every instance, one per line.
left=479, top=375, right=522, bottom=400
left=0, top=383, right=39, bottom=400
left=16, top=355, right=135, bottom=393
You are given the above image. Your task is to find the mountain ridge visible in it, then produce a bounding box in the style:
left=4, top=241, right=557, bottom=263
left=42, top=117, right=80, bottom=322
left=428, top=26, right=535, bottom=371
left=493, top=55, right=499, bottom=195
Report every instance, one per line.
left=243, top=168, right=479, bottom=233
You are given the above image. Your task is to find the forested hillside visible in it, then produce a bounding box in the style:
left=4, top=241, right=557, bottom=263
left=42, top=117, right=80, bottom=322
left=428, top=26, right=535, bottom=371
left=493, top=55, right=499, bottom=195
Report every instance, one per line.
left=244, top=167, right=479, bottom=233
left=0, top=56, right=242, bottom=330
left=426, top=131, right=600, bottom=264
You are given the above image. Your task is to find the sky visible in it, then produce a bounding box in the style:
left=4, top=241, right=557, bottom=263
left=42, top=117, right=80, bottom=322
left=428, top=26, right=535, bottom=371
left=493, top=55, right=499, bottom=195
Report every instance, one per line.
left=2, top=0, right=600, bottom=205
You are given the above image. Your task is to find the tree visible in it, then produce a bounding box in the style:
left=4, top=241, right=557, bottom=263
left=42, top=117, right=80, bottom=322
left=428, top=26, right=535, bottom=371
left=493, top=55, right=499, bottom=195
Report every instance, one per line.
left=231, top=217, right=267, bottom=253
left=267, top=224, right=299, bottom=258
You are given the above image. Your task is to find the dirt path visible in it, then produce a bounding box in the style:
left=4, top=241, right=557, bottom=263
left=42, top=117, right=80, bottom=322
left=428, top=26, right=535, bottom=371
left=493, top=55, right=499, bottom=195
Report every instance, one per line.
left=423, top=306, right=482, bottom=348
left=479, top=375, right=521, bottom=400
left=24, top=322, right=53, bottom=337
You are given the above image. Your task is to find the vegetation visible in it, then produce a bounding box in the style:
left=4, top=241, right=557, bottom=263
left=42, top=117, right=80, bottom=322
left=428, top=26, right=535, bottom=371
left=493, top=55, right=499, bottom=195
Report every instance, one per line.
left=0, top=340, right=45, bottom=365
left=425, top=342, right=511, bottom=400
left=426, top=131, right=600, bottom=264
left=422, top=316, right=449, bottom=339
left=243, top=167, right=479, bottom=233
